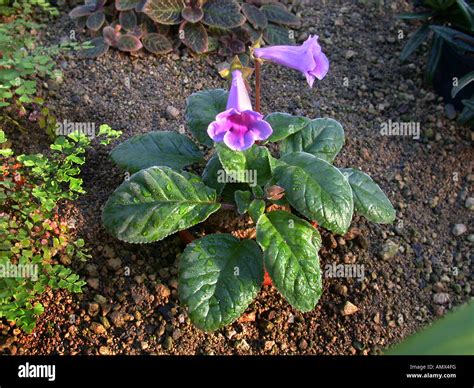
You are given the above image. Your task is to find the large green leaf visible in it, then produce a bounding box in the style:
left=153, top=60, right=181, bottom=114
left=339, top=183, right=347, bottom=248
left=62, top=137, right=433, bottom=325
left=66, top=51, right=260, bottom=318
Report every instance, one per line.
left=340, top=168, right=395, bottom=224
left=248, top=199, right=265, bottom=223
left=201, top=0, right=246, bottom=28
left=179, top=234, right=263, bottom=331
left=264, top=112, right=310, bottom=143
left=102, top=166, right=220, bottom=243
left=215, top=143, right=272, bottom=186
left=109, top=131, right=203, bottom=173
left=386, top=302, right=474, bottom=355
left=275, top=152, right=353, bottom=234
left=142, top=0, right=186, bottom=25
left=280, top=118, right=345, bottom=163
left=400, top=24, right=430, bottom=62
left=257, top=211, right=322, bottom=312
left=185, top=89, right=228, bottom=146
left=202, top=153, right=226, bottom=196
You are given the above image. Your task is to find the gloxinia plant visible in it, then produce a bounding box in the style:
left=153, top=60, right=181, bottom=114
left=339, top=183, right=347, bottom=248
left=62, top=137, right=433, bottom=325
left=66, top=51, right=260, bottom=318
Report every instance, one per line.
left=102, top=41, right=395, bottom=331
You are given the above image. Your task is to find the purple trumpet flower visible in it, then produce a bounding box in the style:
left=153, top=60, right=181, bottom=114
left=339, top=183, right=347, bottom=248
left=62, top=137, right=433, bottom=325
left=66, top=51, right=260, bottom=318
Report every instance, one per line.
left=253, top=35, right=329, bottom=87
left=207, top=70, right=272, bottom=151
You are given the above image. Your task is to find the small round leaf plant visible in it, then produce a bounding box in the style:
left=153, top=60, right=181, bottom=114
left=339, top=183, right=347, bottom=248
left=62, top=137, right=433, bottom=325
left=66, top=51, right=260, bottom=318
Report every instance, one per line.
left=102, top=36, right=396, bottom=331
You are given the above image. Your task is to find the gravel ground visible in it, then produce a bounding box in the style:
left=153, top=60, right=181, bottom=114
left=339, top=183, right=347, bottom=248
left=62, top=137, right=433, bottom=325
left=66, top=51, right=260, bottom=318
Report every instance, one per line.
left=1, top=0, right=472, bottom=355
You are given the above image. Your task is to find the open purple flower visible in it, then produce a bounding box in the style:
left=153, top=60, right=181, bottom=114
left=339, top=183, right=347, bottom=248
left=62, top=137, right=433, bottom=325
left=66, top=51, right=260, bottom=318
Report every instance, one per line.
left=207, top=70, right=272, bottom=151
left=254, top=35, right=329, bottom=87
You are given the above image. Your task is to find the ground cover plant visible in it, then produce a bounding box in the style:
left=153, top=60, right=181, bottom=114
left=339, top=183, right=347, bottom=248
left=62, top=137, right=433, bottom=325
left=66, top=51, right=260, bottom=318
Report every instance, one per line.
left=69, top=0, right=300, bottom=57
left=101, top=37, right=396, bottom=331
left=0, top=126, right=121, bottom=332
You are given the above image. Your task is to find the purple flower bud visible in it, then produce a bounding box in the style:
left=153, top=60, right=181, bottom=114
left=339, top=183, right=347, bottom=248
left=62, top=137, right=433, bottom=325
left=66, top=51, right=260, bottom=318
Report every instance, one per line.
left=254, top=35, right=329, bottom=87
left=207, top=70, right=272, bottom=151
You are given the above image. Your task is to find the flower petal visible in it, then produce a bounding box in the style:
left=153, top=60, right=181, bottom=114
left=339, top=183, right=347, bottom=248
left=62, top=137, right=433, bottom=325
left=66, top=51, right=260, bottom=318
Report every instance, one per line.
left=207, top=118, right=232, bottom=142
left=223, top=129, right=255, bottom=151
left=311, top=52, right=329, bottom=80
left=249, top=119, right=273, bottom=141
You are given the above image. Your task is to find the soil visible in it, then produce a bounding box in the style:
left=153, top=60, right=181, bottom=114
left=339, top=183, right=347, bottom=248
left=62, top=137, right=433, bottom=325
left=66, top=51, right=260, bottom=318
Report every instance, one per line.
left=1, top=0, right=472, bottom=355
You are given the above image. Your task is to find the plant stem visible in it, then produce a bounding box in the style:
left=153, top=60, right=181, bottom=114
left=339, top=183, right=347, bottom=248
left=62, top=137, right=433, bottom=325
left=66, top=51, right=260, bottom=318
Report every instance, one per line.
left=255, top=60, right=261, bottom=113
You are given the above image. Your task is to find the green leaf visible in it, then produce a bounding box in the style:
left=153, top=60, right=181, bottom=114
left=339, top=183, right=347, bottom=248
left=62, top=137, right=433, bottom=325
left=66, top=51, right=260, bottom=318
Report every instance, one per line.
left=451, top=71, right=474, bottom=98
left=400, top=24, right=430, bottom=62
left=431, top=25, right=474, bottom=52
left=242, top=3, right=268, bottom=29
left=180, top=21, right=208, bottom=53
left=396, top=11, right=435, bottom=20
left=201, top=0, right=246, bottom=29
left=142, top=33, right=173, bottom=54
left=263, top=23, right=294, bottom=45
left=102, top=166, right=220, bottom=243
left=80, top=37, right=109, bottom=58
left=280, top=118, right=344, bottom=163
left=340, top=168, right=395, bottom=224
left=119, top=10, right=138, bottom=31
left=181, top=6, right=204, bottom=23
left=256, top=211, right=322, bottom=312
left=455, top=0, right=473, bottom=29
left=117, top=34, right=143, bottom=52
left=185, top=89, right=228, bottom=147
left=275, top=152, right=353, bottom=234
left=264, top=112, right=310, bottom=143
left=261, top=3, right=300, bottom=27
left=386, top=302, right=474, bottom=355
left=116, top=0, right=141, bottom=11
left=234, top=190, right=252, bottom=214
left=202, top=153, right=226, bottom=196
left=215, top=143, right=272, bottom=186
left=86, top=11, right=105, bottom=31
left=179, top=234, right=263, bottom=331
left=142, top=0, right=185, bottom=24
left=248, top=199, right=265, bottom=222
left=426, top=34, right=443, bottom=85
left=110, top=131, right=203, bottom=173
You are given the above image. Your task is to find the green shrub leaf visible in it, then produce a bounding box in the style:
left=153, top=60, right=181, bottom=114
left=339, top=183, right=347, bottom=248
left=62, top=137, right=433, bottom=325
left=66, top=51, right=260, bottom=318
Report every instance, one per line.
left=275, top=152, right=353, bottom=234
left=202, top=153, right=226, bottom=196
left=102, top=166, right=220, bottom=243
left=179, top=234, right=263, bottom=331
left=280, top=118, right=344, bottom=163
left=340, top=168, right=395, bottom=224
left=185, top=89, right=228, bottom=146
left=264, top=112, right=310, bottom=143
left=110, top=131, right=203, bottom=173
left=215, top=143, right=272, bottom=186
left=257, top=211, right=322, bottom=311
